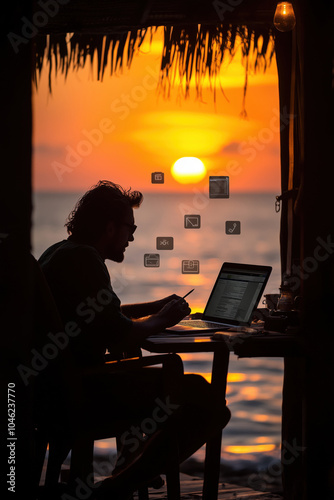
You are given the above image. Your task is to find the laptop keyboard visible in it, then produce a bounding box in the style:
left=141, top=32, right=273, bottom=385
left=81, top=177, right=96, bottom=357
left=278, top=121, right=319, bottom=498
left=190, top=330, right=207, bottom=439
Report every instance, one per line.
left=179, top=320, right=228, bottom=329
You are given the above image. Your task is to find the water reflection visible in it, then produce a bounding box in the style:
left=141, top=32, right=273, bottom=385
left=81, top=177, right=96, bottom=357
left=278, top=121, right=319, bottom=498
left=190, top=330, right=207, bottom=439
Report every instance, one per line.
left=181, top=352, right=283, bottom=461
left=93, top=355, right=283, bottom=475
left=225, top=444, right=276, bottom=454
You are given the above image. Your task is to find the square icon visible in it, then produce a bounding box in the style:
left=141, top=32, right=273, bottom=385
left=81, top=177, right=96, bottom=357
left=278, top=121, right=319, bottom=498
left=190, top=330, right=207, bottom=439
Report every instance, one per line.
left=151, top=172, right=164, bottom=184
left=144, top=254, right=160, bottom=267
left=184, top=215, right=201, bottom=229
left=209, top=176, right=229, bottom=198
left=225, top=221, right=241, bottom=234
left=156, top=237, right=174, bottom=250
left=182, top=260, right=199, bottom=274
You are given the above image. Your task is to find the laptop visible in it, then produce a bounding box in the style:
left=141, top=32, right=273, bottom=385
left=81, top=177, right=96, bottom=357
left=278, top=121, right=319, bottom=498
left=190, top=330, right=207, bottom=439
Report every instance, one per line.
left=167, top=262, right=272, bottom=333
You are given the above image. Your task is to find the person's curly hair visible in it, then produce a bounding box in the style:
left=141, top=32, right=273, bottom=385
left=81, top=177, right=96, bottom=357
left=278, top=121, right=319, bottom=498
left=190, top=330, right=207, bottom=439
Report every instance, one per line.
left=65, top=180, right=143, bottom=244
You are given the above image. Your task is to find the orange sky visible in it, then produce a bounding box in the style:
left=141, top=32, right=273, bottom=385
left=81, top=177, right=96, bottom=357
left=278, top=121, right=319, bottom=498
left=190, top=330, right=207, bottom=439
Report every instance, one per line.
left=33, top=29, right=281, bottom=193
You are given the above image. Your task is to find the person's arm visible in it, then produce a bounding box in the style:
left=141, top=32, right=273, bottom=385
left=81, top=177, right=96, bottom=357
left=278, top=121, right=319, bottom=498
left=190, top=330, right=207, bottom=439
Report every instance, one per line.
left=121, top=294, right=180, bottom=318
left=116, top=298, right=191, bottom=351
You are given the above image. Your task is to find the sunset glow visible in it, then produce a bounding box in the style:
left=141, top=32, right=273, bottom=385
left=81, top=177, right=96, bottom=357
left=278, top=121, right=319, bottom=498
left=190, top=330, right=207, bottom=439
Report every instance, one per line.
left=33, top=28, right=280, bottom=193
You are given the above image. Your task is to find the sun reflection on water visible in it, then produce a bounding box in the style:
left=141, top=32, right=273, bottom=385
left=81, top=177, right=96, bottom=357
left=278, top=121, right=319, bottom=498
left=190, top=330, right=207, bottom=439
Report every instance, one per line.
left=239, top=386, right=260, bottom=400
left=255, top=436, right=274, bottom=443
left=224, top=444, right=276, bottom=454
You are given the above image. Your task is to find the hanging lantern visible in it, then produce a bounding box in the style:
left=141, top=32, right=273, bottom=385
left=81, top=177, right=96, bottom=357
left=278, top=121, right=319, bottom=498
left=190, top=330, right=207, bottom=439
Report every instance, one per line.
left=273, top=2, right=296, bottom=32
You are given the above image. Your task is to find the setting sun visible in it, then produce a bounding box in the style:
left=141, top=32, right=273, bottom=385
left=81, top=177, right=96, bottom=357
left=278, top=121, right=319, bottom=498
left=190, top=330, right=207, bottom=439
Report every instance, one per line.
left=171, top=157, right=207, bottom=184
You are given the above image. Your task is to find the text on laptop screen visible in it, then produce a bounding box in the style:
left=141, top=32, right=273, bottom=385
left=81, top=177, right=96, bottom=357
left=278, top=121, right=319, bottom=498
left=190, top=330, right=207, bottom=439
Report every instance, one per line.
left=204, top=265, right=268, bottom=323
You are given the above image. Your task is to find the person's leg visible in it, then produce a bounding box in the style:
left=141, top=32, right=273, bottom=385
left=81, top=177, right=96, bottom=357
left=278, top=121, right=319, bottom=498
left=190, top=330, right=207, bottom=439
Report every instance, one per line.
left=81, top=367, right=167, bottom=467
left=173, top=373, right=230, bottom=463
left=81, top=366, right=165, bottom=424
left=88, top=370, right=229, bottom=470
left=95, top=372, right=230, bottom=498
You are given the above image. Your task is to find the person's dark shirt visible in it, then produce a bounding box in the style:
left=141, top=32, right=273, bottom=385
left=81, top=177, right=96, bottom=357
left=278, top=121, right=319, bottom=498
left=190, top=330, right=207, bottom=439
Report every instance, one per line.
left=38, top=239, right=133, bottom=367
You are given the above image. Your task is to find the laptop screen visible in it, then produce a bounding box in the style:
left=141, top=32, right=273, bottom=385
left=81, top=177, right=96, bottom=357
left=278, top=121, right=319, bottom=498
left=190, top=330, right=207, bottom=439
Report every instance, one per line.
left=203, top=262, right=272, bottom=326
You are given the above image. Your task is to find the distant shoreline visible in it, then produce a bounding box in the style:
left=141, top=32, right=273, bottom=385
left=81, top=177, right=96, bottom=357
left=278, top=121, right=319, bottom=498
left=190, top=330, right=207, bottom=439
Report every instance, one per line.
left=33, top=190, right=279, bottom=196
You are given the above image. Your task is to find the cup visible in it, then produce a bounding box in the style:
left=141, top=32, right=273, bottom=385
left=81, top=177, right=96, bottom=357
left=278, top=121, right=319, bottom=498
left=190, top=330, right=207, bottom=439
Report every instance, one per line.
left=263, top=293, right=280, bottom=310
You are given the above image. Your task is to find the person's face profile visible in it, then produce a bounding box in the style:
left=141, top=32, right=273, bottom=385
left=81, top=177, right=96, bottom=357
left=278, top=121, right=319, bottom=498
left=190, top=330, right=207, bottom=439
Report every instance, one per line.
left=106, top=209, right=136, bottom=262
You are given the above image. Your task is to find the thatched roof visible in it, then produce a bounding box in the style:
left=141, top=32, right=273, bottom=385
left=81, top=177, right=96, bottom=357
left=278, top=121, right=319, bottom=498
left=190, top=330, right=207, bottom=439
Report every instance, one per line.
left=33, top=0, right=278, bottom=108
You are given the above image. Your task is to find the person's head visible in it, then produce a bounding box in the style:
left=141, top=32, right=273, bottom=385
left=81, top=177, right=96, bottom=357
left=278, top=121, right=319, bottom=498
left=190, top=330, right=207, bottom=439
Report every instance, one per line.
left=65, top=180, right=143, bottom=261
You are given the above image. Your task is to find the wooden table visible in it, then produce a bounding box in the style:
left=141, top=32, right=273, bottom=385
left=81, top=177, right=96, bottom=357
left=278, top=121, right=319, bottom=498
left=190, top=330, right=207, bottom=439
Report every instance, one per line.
left=143, top=334, right=230, bottom=500
left=142, top=330, right=303, bottom=500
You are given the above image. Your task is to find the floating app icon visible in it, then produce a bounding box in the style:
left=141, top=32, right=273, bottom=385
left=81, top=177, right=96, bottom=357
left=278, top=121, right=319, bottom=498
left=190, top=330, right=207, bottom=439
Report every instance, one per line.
left=151, top=172, right=164, bottom=184
left=182, top=260, right=200, bottom=274
left=144, top=254, right=160, bottom=267
left=226, top=221, right=241, bottom=234
left=209, top=176, right=229, bottom=198
left=156, top=237, right=174, bottom=250
left=184, top=215, right=201, bottom=229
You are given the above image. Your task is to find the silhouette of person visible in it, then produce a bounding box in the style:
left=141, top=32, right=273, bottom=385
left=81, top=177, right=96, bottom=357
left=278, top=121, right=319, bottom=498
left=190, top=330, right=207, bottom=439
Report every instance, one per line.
left=38, top=180, right=230, bottom=496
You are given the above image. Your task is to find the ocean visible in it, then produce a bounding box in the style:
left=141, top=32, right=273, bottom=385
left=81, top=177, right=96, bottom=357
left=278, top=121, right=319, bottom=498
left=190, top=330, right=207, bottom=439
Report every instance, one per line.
left=32, top=191, right=284, bottom=490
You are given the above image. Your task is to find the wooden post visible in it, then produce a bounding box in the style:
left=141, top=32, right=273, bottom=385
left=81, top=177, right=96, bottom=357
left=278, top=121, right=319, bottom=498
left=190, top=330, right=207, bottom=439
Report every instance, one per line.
left=1, top=2, right=34, bottom=498
left=296, top=0, right=334, bottom=498
left=275, top=1, right=334, bottom=496
left=275, top=28, right=305, bottom=500
left=286, top=0, right=334, bottom=498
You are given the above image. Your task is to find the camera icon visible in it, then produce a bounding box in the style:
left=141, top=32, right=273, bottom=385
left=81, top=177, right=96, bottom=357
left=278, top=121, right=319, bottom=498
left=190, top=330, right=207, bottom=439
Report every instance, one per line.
left=182, top=260, right=199, bottom=274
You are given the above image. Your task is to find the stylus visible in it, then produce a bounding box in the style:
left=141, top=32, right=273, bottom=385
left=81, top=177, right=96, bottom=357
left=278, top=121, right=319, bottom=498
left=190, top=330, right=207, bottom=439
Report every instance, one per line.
left=182, top=289, right=195, bottom=299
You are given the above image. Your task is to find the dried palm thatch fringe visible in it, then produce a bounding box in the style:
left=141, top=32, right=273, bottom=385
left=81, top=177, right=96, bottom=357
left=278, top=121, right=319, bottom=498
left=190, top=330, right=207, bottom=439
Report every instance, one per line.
left=33, top=24, right=275, bottom=115
left=159, top=24, right=275, bottom=116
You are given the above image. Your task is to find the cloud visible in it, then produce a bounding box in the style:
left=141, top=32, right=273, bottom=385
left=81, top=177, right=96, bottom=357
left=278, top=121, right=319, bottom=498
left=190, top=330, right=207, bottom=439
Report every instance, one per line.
left=221, top=141, right=242, bottom=154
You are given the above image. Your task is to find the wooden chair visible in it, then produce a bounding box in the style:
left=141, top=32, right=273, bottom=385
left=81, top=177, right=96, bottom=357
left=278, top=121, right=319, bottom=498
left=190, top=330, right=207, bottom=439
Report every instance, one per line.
left=35, top=354, right=184, bottom=500
left=70, top=354, right=183, bottom=499
left=31, top=257, right=183, bottom=499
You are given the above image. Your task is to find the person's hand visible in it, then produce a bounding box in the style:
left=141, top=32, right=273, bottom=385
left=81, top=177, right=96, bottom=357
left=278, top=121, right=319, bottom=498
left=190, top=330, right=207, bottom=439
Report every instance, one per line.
left=157, top=294, right=182, bottom=307
left=157, top=298, right=191, bottom=327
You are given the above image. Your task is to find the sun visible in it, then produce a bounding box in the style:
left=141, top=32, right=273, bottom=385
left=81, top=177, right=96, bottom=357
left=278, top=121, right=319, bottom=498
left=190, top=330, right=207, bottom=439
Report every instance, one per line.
left=171, top=157, right=207, bottom=184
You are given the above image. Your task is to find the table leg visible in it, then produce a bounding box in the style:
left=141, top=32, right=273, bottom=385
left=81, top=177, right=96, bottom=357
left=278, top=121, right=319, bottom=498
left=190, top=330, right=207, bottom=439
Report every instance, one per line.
left=202, top=343, right=230, bottom=500
left=203, top=429, right=223, bottom=500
